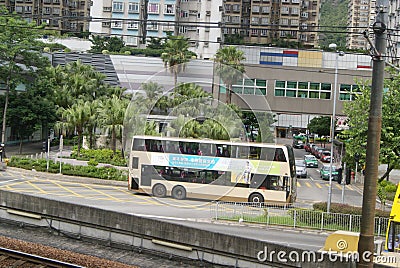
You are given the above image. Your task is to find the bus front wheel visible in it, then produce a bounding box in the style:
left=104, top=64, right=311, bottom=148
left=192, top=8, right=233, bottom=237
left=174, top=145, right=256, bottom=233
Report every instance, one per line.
left=152, top=184, right=167, bottom=198
left=172, top=186, right=186, bottom=200
left=249, top=193, right=264, bottom=203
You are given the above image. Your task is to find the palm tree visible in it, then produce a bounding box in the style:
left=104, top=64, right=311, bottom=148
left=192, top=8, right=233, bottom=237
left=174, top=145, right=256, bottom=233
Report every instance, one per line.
left=161, top=36, right=194, bottom=88
left=97, top=95, right=128, bottom=153
left=214, top=46, right=246, bottom=104
left=58, top=100, right=92, bottom=155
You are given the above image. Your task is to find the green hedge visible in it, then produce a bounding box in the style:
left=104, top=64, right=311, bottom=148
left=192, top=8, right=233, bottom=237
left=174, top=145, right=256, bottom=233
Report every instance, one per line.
left=312, top=202, right=389, bottom=218
left=8, top=157, right=127, bottom=181
left=70, top=148, right=127, bottom=166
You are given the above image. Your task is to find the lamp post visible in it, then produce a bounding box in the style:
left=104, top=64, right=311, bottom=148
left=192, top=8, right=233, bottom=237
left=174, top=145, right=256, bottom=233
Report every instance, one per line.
left=327, top=44, right=344, bottom=213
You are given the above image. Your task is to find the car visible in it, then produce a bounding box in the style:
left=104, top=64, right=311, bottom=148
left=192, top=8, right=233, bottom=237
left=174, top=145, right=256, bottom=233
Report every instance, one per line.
left=319, top=165, right=339, bottom=181
left=320, top=150, right=333, bottom=163
left=295, top=159, right=307, bottom=178
left=304, top=143, right=314, bottom=152
left=304, top=154, right=318, bottom=168
left=293, top=139, right=304, bottom=149
left=315, top=148, right=325, bottom=159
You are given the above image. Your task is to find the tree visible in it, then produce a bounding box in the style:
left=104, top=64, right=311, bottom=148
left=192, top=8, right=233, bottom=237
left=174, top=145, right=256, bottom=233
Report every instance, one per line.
left=161, top=36, right=194, bottom=88
left=97, top=95, right=128, bottom=153
left=58, top=100, right=92, bottom=155
left=48, top=60, right=109, bottom=109
left=214, top=46, right=245, bottom=104
left=0, top=10, right=50, bottom=143
left=89, top=36, right=125, bottom=53
left=342, top=72, right=400, bottom=182
left=308, top=116, right=332, bottom=137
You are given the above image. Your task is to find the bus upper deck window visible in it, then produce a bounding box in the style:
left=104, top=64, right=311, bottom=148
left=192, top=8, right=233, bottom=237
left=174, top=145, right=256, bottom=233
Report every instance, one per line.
left=274, top=148, right=287, bottom=162
left=133, top=139, right=145, bottom=151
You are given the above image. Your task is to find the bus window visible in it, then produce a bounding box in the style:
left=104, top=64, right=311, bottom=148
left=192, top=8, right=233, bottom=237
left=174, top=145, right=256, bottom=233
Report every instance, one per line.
left=260, top=147, right=275, bottom=161
left=133, top=138, right=145, bottom=151
left=249, top=146, right=260, bottom=159
left=387, top=221, right=400, bottom=252
left=232, top=145, right=250, bottom=159
left=199, top=143, right=214, bottom=156
left=274, top=148, right=287, bottom=162
left=163, top=140, right=179, bottom=153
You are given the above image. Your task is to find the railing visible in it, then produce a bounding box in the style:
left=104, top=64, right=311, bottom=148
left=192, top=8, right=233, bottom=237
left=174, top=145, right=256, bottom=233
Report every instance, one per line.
left=210, top=201, right=389, bottom=237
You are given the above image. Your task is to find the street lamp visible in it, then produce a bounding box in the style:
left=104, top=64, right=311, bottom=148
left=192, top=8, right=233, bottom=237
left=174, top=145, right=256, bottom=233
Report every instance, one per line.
left=327, top=43, right=345, bottom=213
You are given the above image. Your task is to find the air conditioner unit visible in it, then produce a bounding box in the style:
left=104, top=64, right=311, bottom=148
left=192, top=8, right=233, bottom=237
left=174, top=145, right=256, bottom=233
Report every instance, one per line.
left=206, top=11, right=211, bottom=16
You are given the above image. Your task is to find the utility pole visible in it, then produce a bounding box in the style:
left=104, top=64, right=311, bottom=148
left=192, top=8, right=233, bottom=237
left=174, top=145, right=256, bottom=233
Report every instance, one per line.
left=357, top=1, right=388, bottom=267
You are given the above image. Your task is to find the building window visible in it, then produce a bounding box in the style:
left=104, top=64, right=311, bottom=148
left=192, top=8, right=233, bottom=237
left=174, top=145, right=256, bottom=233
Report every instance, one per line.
left=127, top=21, right=138, bottom=29
left=339, top=84, right=361, bottom=101
left=128, top=2, right=139, bottom=13
left=231, top=78, right=267, bottom=95
left=180, top=10, right=188, bottom=18
left=112, top=1, right=123, bottom=12
left=164, top=4, right=174, bottom=14
left=147, top=21, right=158, bottom=31
left=148, top=3, right=159, bottom=14
left=274, top=80, right=333, bottom=100
left=112, top=20, right=123, bottom=28
left=126, top=36, right=137, bottom=46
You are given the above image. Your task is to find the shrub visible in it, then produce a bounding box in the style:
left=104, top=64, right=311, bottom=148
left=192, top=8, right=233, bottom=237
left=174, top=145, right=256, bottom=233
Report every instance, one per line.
left=8, top=157, right=127, bottom=181
left=87, top=159, right=98, bottom=167
left=312, top=202, right=389, bottom=218
left=70, top=148, right=127, bottom=166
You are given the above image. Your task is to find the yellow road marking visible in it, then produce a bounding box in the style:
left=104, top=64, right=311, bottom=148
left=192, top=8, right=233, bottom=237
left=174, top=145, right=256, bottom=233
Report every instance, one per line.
left=335, top=184, right=342, bottom=190
left=305, top=182, right=311, bottom=188
left=297, top=182, right=301, bottom=187
left=315, top=183, right=322, bottom=189
left=51, top=181, right=84, bottom=197
left=81, top=184, right=123, bottom=201
left=26, top=181, right=48, bottom=194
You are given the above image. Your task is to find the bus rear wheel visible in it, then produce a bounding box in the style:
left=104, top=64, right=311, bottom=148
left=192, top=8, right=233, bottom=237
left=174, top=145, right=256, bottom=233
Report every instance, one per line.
left=172, top=186, right=186, bottom=200
left=152, top=184, right=167, bottom=198
left=249, top=193, right=264, bottom=203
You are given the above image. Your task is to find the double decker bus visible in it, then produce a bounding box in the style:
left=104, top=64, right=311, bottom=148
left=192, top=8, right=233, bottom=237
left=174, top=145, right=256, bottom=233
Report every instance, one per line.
left=386, top=184, right=400, bottom=252
left=128, top=135, right=296, bottom=203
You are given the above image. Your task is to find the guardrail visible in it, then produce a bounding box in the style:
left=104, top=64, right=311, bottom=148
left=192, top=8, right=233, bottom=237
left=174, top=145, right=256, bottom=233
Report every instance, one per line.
left=210, top=202, right=389, bottom=237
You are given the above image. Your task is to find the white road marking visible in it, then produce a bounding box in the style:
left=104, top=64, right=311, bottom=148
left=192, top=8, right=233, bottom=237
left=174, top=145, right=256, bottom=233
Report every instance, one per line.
left=0, top=179, right=19, bottom=184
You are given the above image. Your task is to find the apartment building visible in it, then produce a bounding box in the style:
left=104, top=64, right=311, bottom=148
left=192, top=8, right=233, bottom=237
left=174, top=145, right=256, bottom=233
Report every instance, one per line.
left=223, top=0, right=321, bottom=48
left=89, top=0, right=223, bottom=59
left=388, top=0, right=400, bottom=65
left=346, top=0, right=376, bottom=50
left=0, top=0, right=91, bottom=33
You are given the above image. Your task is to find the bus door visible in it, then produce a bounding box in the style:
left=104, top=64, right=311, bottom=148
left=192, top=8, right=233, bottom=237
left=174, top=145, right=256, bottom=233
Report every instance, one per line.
left=387, top=220, right=400, bottom=252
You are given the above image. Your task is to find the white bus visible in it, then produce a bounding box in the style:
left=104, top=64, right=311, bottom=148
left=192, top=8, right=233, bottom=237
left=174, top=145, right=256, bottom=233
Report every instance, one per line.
left=128, top=135, right=296, bottom=203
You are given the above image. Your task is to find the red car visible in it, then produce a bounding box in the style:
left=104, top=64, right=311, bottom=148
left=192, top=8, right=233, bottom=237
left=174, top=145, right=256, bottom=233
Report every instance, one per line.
left=320, top=150, right=333, bottom=162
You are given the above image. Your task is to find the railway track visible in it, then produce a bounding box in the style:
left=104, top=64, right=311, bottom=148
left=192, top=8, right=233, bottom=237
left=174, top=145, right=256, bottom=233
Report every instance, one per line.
left=0, top=247, right=84, bottom=268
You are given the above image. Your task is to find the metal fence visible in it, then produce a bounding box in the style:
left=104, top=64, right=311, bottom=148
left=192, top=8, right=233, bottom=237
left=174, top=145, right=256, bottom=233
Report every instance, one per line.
left=210, top=202, right=389, bottom=237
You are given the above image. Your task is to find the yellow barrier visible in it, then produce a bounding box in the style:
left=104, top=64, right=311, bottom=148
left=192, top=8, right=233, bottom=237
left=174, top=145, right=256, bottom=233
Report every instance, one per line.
left=323, top=231, right=359, bottom=253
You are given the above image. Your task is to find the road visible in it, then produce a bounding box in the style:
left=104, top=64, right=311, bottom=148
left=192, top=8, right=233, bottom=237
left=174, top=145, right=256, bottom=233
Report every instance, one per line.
left=0, top=168, right=329, bottom=253
left=293, top=146, right=364, bottom=207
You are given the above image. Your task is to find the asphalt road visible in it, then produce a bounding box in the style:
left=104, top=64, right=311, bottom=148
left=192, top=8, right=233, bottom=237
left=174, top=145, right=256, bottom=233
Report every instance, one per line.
left=0, top=168, right=328, bottom=253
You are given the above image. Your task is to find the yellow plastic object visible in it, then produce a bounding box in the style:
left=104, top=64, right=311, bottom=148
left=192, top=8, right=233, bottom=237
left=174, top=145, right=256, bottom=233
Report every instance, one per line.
left=323, top=231, right=359, bottom=253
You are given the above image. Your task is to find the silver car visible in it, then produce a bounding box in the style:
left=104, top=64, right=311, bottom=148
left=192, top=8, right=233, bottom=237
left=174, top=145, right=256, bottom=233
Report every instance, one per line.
left=295, top=159, right=307, bottom=178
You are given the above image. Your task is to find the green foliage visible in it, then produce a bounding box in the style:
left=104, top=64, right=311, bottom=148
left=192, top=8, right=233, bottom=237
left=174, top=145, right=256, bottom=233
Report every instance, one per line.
left=343, top=73, right=400, bottom=182
left=318, top=0, right=347, bottom=49
left=89, top=36, right=125, bottom=53
left=312, top=202, right=389, bottom=218
left=308, top=116, right=331, bottom=136
left=214, top=46, right=245, bottom=104
left=8, top=157, right=127, bottom=181
left=87, top=159, right=98, bottom=166
left=0, top=10, right=50, bottom=142
left=70, top=148, right=127, bottom=166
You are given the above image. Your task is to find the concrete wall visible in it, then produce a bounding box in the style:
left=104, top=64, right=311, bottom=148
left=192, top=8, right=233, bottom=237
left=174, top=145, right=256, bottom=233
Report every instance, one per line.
left=0, top=190, right=355, bottom=268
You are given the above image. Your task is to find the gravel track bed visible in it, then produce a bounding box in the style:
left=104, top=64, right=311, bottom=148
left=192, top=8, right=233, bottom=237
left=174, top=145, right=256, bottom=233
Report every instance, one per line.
left=0, top=221, right=221, bottom=268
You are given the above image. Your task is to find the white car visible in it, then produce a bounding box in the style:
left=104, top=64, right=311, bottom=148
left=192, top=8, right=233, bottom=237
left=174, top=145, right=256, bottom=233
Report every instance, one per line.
left=295, top=159, right=307, bottom=178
